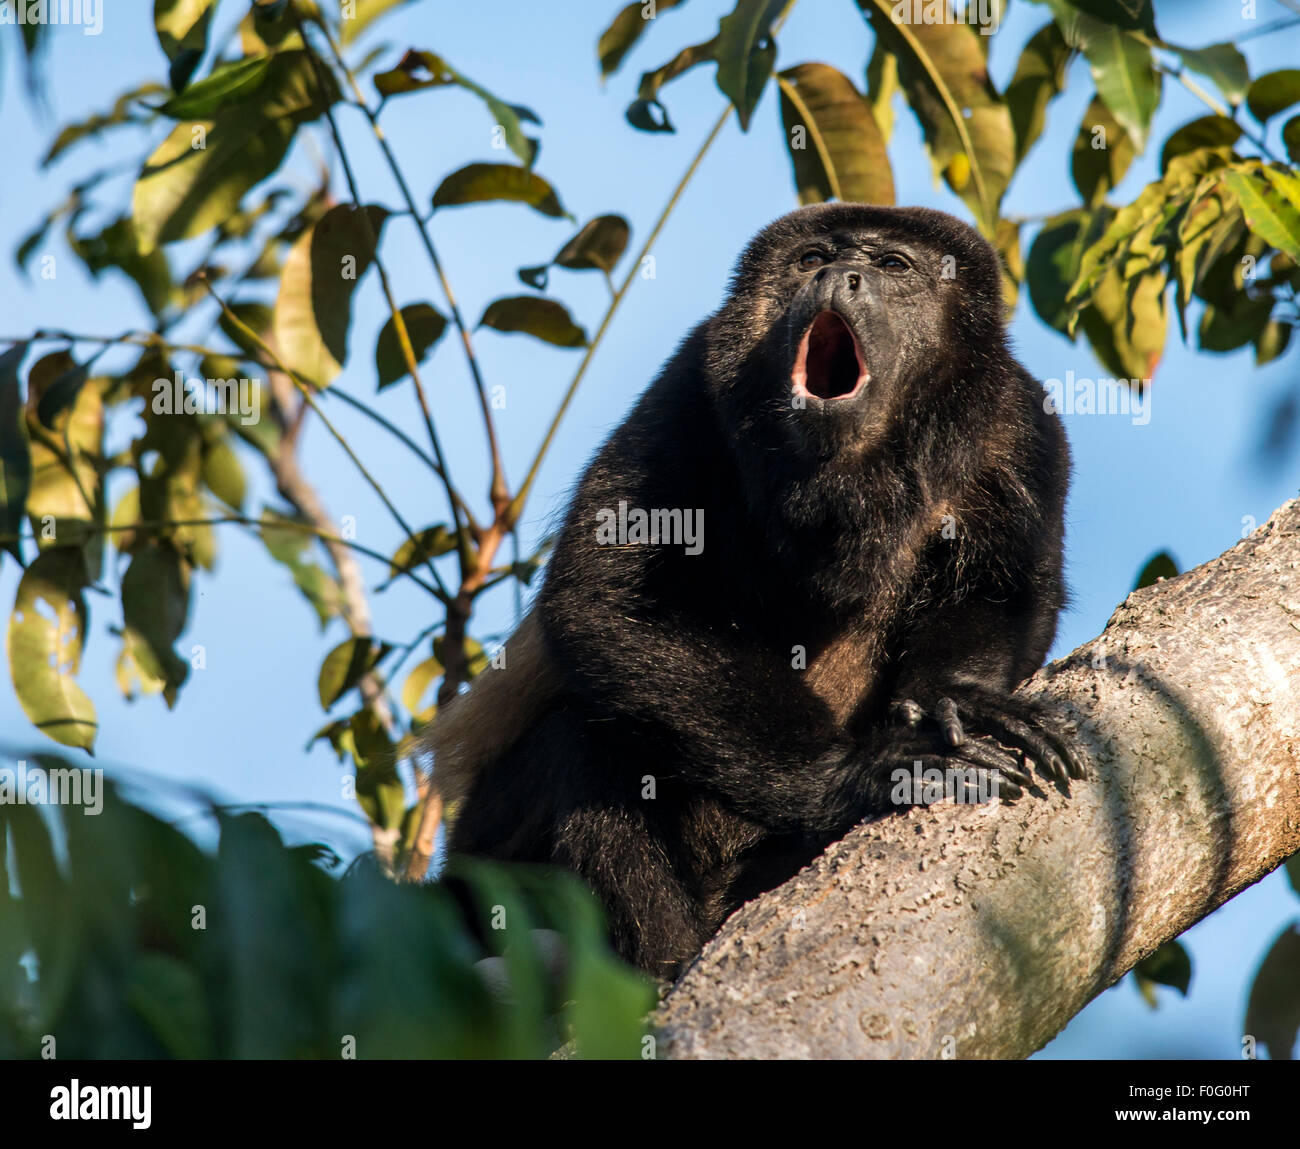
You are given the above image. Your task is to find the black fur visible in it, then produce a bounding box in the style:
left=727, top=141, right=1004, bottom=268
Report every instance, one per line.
left=450, top=204, right=1079, bottom=977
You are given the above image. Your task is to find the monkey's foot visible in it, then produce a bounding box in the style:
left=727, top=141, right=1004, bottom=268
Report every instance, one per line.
left=887, top=686, right=1086, bottom=790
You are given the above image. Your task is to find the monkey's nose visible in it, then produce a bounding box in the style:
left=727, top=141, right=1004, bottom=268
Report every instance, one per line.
left=846, top=272, right=861, bottom=291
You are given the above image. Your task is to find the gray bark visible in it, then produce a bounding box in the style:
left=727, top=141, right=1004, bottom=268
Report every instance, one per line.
left=656, top=499, right=1300, bottom=1060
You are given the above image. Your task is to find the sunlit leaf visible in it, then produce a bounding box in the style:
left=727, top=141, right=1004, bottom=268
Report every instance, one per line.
left=519, top=214, right=631, bottom=289
left=274, top=204, right=390, bottom=388
left=389, top=524, right=456, bottom=579
left=154, top=0, right=216, bottom=91
left=156, top=55, right=273, bottom=119
left=258, top=509, right=342, bottom=629
left=340, top=0, right=419, bottom=44
left=859, top=0, right=1014, bottom=233
left=776, top=63, right=894, bottom=207
left=318, top=636, right=392, bottom=710
left=1222, top=164, right=1300, bottom=263
left=43, top=83, right=168, bottom=167
left=1158, top=114, right=1241, bottom=175
left=7, top=548, right=97, bottom=751
left=1045, top=1, right=1159, bottom=151
left=132, top=50, right=339, bottom=251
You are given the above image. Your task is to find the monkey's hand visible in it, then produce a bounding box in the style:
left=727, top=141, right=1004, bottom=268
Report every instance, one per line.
left=886, top=685, right=1086, bottom=795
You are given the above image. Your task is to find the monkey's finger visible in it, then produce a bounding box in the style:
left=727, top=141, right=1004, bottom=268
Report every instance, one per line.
left=889, top=698, right=925, bottom=728
left=954, top=738, right=1032, bottom=788
left=972, top=712, right=1070, bottom=785
left=935, top=696, right=965, bottom=746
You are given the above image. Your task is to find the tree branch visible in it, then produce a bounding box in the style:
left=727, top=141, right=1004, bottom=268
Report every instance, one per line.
left=656, top=499, right=1300, bottom=1059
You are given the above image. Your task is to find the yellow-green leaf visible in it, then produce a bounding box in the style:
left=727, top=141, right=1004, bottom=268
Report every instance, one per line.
left=7, top=548, right=97, bottom=751
left=777, top=63, right=894, bottom=207
left=431, top=163, right=568, bottom=218
left=478, top=297, right=588, bottom=348
left=274, top=204, right=389, bottom=388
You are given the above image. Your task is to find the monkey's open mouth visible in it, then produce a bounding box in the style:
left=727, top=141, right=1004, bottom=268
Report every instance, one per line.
left=791, top=310, right=868, bottom=401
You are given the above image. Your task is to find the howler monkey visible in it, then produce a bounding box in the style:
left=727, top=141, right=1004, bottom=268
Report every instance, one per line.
left=432, top=203, right=1083, bottom=977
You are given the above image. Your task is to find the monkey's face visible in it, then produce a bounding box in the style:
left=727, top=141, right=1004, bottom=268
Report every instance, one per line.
left=710, top=204, right=1005, bottom=460
left=785, top=230, right=949, bottom=416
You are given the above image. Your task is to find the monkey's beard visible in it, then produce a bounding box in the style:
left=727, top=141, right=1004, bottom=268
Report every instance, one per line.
left=790, top=310, right=868, bottom=401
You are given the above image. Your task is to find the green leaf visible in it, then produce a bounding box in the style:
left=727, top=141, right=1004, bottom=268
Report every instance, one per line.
left=24, top=354, right=102, bottom=559
left=156, top=55, right=273, bottom=119
left=1285, top=116, right=1300, bottom=166
left=431, top=163, right=568, bottom=218
left=34, top=360, right=89, bottom=432
left=1222, top=164, right=1300, bottom=263
left=127, top=954, right=213, bottom=1059
left=1006, top=22, right=1071, bottom=167
left=340, top=0, right=419, bottom=44
left=258, top=509, right=342, bottom=629
left=318, top=636, right=392, bottom=710
left=7, top=548, right=97, bottom=751
left=1134, top=550, right=1178, bottom=589
left=372, top=51, right=540, bottom=166
left=859, top=0, right=1014, bottom=234
left=1026, top=208, right=1110, bottom=334
left=154, top=0, right=216, bottom=91
left=0, top=343, right=31, bottom=566
left=1062, top=0, right=1157, bottom=36
left=1072, top=96, right=1134, bottom=205
left=120, top=542, right=192, bottom=706
left=627, top=37, right=719, bottom=133
left=401, top=656, right=442, bottom=723
left=521, top=214, right=631, bottom=289
left=598, top=0, right=686, bottom=78
left=776, top=63, right=895, bottom=207
left=553, top=214, right=631, bottom=273
left=714, top=0, right=784, bottom=131
left=479, top=297, right=588, bottom=348
left=132, top=50, right=339, bottom=252
left=1246, top=69, right=1300, bottom=124
left=389, top=524, right=456, bottom=578
left=1158, top=114, right=1241, bottom=175
left=1167, top=41, right=1249, bottom=107
left=200, top=436, right=246, bottom=511
left=376, top=304, right=448, bottom=390
left=1134, top=938, right=1191, bottom=1002
left=1244, top=924, right=1300, bottom=1060
left=274, top=204, right=390, bottom=388
left=43, top=83, right=169, bottom=168
left=1047, top=1, right=1160, bottom=151
left=69, top=216, right=176, bottom=318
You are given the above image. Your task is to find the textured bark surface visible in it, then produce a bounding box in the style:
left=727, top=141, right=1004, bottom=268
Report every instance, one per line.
left=656, top=500, right=1300, bottom=1060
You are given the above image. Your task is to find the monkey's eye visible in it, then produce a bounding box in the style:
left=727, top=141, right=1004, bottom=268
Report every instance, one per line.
left=877, top=253, right=911, bottom=271
left=798, top=250, right=829, bottom=270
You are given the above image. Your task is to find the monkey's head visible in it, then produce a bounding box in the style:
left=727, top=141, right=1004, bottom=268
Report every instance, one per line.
left=705, top=203, right=1008, bottom=458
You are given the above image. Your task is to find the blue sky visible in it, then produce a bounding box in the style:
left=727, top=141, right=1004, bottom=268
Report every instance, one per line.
left=2, top=0, right=1298, bottom=1057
